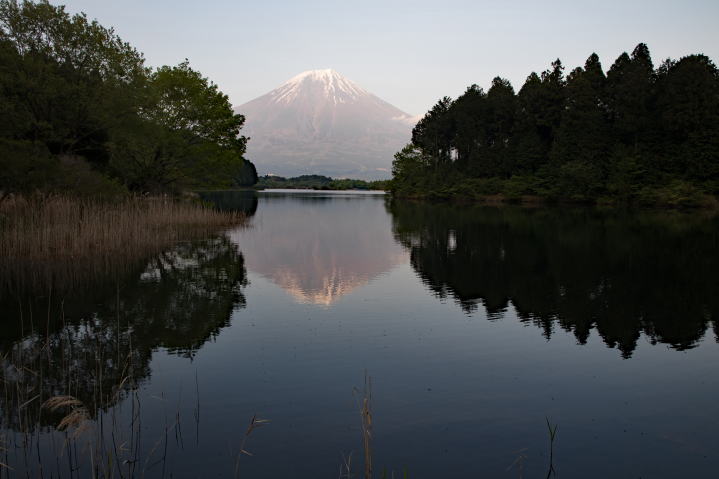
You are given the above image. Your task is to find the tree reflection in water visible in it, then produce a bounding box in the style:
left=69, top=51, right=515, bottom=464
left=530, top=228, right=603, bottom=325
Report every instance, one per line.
left=389, top=200, right=719, bottom=358
left=0, top=235, right=248, bottom=432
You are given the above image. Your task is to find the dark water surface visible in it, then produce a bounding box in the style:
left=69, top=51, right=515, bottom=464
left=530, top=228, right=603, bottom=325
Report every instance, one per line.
left=2, top=190, right=718, bottom=478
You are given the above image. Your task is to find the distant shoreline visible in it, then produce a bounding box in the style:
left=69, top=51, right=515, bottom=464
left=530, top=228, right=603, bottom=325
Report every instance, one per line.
left=256, top=174, right=389, bottom=191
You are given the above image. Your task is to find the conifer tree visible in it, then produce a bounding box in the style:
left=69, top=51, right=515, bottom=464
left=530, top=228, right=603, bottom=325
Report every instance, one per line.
left=484, top=77, right=516, bottom=177
left=606, top=44, right=655, bottom=154
left=656, top=54, right=719, bottom=186
left=551, top=53, right=610, bottom=194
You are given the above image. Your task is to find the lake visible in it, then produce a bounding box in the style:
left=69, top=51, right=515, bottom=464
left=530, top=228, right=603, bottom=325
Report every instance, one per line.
left=2, top=190, right=718, bottom=478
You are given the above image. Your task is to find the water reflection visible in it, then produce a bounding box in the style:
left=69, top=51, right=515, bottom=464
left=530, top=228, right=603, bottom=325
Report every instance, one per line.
left=388, top=201, right=719, bottom=357
left=0, top=235, right=247, bottom=428
left=1, top=192, right=718, bottom=478
left=197, top=189, right=259, bottom=216
left=231, top=192, right=406, bottom=305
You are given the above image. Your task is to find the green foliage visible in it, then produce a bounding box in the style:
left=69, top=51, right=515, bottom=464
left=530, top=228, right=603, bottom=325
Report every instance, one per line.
left=0, top=140, right=126, bottom=198
left=635, top=180, right=706, bottom=208
left=257, top=174, right=332, bottom=189
left=0, top=0, right=256, bottom=195
left=0, top=0, right=146, bottom=163
left=553, top=159, right=604, bottom=201
left=108, top=62, right=250, bottom=192
left=256, top=174, right=387, bottom=190
left=328, top=178, right=386, bottom=190
left=394, top=43, right=719, bottom=207
left=234, top=158, right=258, bottom=187
left=0, top=139, right=55, bottom=194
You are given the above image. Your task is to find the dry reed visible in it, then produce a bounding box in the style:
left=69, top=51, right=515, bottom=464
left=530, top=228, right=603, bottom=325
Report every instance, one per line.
left=355, top=373, right=373, bottom=479
left=234, top=413, right=270, bottom=478
left=0, top=317, right=178, bottom=478
left=0, top=194, right=246, bottom=298
left=42, top=396, right=91, bottom=436
left=0, top=193, right=249, bottom=477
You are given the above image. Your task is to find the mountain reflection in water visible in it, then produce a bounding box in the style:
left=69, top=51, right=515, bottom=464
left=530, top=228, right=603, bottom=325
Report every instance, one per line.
left=1, top=191, right=718, bottom=478
left=388, top=200, right=719, bottom=357
left=231, top=192, right=406, bottom=305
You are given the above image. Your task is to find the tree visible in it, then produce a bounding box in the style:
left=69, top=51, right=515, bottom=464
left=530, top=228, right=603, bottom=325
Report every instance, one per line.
left=390, top=144, right=431, bottom=193
left=450, top=84, right=487, bottom=174
left=512, top=72, right=547, bottom=174
left=391, top=42, right=719, bottom=203
left=483, top=77, right=516, bottom=177
left=0, top=0, right=147, bottom=162
left=0, top=1, right=256, bottom=194
left=550, top=53, right=610, bottom=196
left=235, top=158, right=258, bottom=187
left=110, top=61, right=253, bottom=191
left=655, top=54, right=719, bottom=185
left=606, top=43, right=655, bottom=153
left=411, top=96, right=454, bottom=167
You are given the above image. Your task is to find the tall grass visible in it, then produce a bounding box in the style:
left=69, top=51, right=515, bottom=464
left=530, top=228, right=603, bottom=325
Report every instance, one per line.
left=0, top=194, right=246, bottom=298
left=0, top=317, right=270, bottom=478
left=1, top=319, right=178, bottom=478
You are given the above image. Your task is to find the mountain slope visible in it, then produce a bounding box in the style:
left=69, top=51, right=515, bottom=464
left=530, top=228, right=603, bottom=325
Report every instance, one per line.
left=236, top=69, right=416, bottom=179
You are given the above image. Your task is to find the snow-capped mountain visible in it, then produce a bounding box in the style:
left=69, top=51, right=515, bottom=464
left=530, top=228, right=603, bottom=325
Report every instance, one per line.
left=236, top=69, right=417, bottom=179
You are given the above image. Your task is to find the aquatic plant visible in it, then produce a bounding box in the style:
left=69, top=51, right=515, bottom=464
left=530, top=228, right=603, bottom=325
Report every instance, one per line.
left=0, top=194, right=246, bottom=298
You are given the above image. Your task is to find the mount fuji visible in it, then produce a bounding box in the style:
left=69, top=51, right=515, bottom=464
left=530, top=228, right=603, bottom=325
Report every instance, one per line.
left=236, top=69, right=417, bottom=179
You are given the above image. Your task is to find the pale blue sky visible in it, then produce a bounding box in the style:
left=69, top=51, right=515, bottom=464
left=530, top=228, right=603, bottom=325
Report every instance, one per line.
left=62, top=0, right=719, bottom=115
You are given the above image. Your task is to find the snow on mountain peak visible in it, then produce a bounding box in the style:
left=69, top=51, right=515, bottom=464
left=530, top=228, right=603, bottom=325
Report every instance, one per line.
left=270, top=69, right=369, bottom=105
left=236, top=69, right=416, bottom=179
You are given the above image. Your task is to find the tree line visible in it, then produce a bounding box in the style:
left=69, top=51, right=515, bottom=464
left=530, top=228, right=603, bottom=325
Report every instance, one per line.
left=391, top=44, right=719, bottom=206
left=0, top=0, right=257, bottom=197
left=256, top=174, right=389, bottom=190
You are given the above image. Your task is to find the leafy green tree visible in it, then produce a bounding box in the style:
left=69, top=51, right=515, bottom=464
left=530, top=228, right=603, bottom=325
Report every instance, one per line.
left=235, top=158, right=258, bottom=187
left=147, top=62, right=246, bottom=154
left=0, top=0, right=147, bottom=162
left=390, top=144, right=431, bottom=193
left=0, top=1, right=256, bottom=195
left=110, top=61, right=250, bottom=192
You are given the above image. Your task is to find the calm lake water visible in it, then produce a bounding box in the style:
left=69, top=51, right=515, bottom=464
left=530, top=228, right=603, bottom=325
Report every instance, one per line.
left=2, top=190, right=719, bottom=478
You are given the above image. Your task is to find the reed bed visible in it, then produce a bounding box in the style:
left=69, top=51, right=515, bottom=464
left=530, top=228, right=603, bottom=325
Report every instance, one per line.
left=0, top=194, right=246, bottom=298
left=0, top=318, right=271, bottom=478
left=1, top=320, right=172, bottom=478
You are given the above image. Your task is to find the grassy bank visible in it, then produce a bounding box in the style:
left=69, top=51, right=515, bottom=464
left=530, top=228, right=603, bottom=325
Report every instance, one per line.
left=390, top=175, right=719, bottom=209
left=0, top=195, right=246, bottom=298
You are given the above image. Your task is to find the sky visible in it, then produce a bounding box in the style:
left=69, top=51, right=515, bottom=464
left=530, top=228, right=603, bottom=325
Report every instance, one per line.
left=61, top=0, right=719, bottom=116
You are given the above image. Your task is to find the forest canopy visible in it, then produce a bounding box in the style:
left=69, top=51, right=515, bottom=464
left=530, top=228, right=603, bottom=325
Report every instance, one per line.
left=0, top=0, right=256, bottom=196
left=392, top=44, right=719, bottom=206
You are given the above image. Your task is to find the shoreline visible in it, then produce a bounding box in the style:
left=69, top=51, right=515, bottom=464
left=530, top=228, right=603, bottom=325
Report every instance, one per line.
left=389, top=190, right=719, bottom=210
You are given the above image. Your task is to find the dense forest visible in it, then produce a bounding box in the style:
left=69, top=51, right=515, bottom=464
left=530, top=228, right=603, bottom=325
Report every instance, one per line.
left=391, top=44, right=719, bottom=206
left=0, top=0, right=257, bottom=197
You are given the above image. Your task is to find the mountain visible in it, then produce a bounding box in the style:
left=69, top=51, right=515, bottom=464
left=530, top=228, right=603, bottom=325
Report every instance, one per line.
left=235, top=69, right=417, bottom=179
